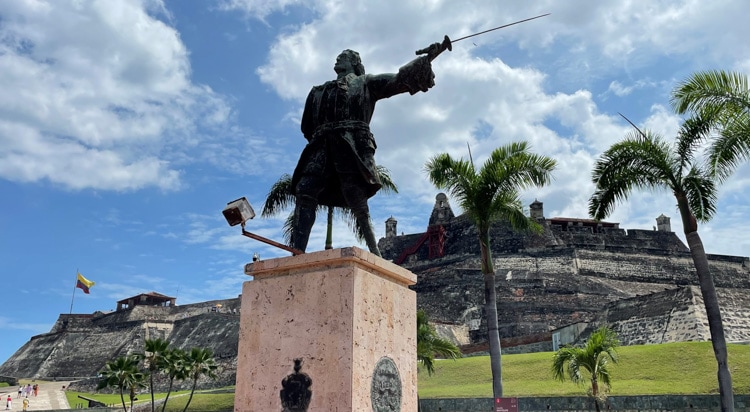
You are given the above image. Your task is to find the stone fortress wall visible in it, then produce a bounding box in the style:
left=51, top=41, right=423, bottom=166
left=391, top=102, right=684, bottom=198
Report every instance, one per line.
left=0, top=297, right=241, bottom=390
left=379, top=194, right=750, bottom=351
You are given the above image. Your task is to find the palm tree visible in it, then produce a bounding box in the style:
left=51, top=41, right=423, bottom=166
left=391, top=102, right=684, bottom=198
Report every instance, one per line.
left=589, top=116, right=734, bottom=411
left=97, top=354, right=145, bottom=412
left=552, top=326, right=619, bottom=412
left=141, top=338, right=170, bottom=412
left=262, top=166, right=398, bottom=250
left=182, top=347, right=218, bottom=412
left=160, top=348, right=188, bottom=412
left=671, top=70, right=750, bottom=182
left=416, top=309, right=461, bottom=375
left=425, top=142, right=556, bottom=399
left=127, top=370, right=148, bottom=412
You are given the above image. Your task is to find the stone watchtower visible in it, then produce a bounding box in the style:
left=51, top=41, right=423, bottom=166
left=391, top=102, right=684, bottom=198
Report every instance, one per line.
left=530, top=199, right=544, bottom=221
left=656, top=214, right=671, bottom=232
left=429, top=193, right=455, bottom=226
left=385, top=216, right=398, bottom=238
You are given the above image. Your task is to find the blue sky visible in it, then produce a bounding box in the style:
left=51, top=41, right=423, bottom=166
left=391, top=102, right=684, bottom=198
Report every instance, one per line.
left=1, top=0, right=749, bottom=364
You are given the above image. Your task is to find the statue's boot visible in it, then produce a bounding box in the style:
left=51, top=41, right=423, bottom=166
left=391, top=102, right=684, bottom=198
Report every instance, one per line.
left=291, top=196, right=317, bottom=253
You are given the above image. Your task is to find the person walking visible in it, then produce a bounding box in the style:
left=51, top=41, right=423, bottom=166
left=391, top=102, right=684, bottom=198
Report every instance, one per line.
left=5, top=394, right=11, bottom=410
left=32, top=383, right=38, bottom=396
left=22, top=397, right=30, bottom=411
left=17, top=386, right=22, bottom=398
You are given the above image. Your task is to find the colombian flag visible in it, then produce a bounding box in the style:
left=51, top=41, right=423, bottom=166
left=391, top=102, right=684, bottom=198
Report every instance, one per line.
left=76, top=273, right=95, bottom=294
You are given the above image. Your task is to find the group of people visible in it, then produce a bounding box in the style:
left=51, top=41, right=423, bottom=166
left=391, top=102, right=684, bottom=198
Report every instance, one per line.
left=5, top=383, right=38, bottom=410
left=16, top=384, right=37, bottom=398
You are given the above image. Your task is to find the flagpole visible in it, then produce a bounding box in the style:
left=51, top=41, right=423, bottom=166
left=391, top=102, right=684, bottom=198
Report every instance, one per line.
left=69, top=269, right=78, bottom=315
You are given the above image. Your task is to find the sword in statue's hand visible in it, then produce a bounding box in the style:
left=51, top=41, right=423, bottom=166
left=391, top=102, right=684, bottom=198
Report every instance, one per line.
left=416, top=13, right=550, bottom=61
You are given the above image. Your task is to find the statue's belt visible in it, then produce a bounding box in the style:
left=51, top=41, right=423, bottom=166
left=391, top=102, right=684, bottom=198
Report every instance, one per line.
left=311, top=120, right=371, bottom=141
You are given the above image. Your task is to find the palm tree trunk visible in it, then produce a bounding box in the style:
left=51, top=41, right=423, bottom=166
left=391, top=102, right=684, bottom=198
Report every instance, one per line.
left=677, top=195, right=734, bottom=411
left=150, top=373, right=155, bottom=412
left=119, top=387, right=127, bottom=412
left=182, top=379, right=197, bottom=412
left=479, top=228, right=503, bottom=399
left=592, top=379, right=601, bottom=412
left=160, top=378, right=175, bottom=412
left=326, top=206, right=334, bottom=249
left=686, top=231, right=734, bottom=411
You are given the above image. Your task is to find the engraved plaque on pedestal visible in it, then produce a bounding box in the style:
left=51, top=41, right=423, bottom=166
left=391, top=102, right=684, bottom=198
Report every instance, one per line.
left=371, top=356, right=402, bottom=412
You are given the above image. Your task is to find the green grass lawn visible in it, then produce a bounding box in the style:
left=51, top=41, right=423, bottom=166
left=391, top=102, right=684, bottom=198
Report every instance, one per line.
left=66, top=389, right=235, bottom=411
left=63, top=342, right=750, bottom=410
left=418, top=341, right=750, bottom=398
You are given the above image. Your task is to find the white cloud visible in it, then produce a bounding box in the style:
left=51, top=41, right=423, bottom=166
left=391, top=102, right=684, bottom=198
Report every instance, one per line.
left=0, top=0, right=230, bottom=191
left=607, top=80, right=634, bottom=97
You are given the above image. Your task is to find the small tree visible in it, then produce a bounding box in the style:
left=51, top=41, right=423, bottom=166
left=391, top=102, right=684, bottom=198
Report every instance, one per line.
left=416, top=309, right=461, bottom=375
left=182, top=347, right=218, bottom=412
left=127, top=370, right=148, bottom=412
left=97, top=354, right=145, bottom=412
left=425, top=142, right=556, bottom=398
left=590, top=113, right=734, bottom=411
left=160, top=348, right=188, bottom=412
left=552, top=326, right=619, bottom=412
left=141, top=338, right=170, bottom=412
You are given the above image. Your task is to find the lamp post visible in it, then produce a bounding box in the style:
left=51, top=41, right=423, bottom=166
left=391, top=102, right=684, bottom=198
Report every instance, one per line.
left=222, top=197, right=304, bottom=256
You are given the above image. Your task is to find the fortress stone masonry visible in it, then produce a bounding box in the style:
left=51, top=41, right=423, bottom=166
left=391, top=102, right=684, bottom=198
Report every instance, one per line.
left=378, top=195, right=750, bottom=352
left=0, top=292, right=241, bottom=391
left=1, top=195, right=749, bottom=388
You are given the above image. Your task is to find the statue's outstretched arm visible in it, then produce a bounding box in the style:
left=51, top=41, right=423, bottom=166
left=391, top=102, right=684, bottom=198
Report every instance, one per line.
left=368, top=55, right=436, bottom=100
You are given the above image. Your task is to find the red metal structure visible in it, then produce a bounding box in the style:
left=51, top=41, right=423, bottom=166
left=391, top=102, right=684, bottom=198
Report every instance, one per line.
left=394, top=225, right=446, bottom=264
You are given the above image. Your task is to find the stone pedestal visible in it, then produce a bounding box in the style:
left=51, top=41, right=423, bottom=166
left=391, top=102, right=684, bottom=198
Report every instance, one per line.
left=234, top=247, right=417, bottom=412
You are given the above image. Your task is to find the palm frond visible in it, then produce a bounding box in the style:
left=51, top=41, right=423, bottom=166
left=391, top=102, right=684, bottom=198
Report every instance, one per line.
left=261, top=174, right=294, bottom=217
left=488, top=193, right=541, bottom=233
left=682, top=167, right=718, bottom=223
left=338, top=207, right=368, bottom=242
left=426, top=142, right=555, bottom=235
left=596, top=357, right=612, bottom=387
left=676, top=114, right=714, bottom=171
left=552, top=347, right=582, bottom=383
left=708, top=112, right=750, bottom=181
left=282, top=212, right=294, bottom=245
left=671, top=70, right=750, bottom=115
left=589, top=131, right=677, bottom=220
left=482, top=144, right=556, bottom=194
left=416, top=309, right=461, bottom=376
left=376, top=165, right=399, bottom=195
left=425, top=153, right=483, bottom=225
left=425, top=153, right=476, bottom=203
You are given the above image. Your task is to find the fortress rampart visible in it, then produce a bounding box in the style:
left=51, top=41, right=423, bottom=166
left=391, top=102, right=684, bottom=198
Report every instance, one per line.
left=380, top=195, right=750, bottom=349
left=0, top=295, right=241, bottom=390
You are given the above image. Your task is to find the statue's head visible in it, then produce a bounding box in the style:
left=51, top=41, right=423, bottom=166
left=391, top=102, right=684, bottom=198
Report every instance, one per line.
left=334, top=49, right=365, bottom=76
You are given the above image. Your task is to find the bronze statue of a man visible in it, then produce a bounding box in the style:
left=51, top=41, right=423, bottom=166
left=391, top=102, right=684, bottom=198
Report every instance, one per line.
left=290, top=46, right=441, bottom=256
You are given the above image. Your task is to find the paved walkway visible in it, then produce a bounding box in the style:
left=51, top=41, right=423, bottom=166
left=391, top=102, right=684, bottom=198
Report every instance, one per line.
left=1, top=381, right=71, bottom=411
